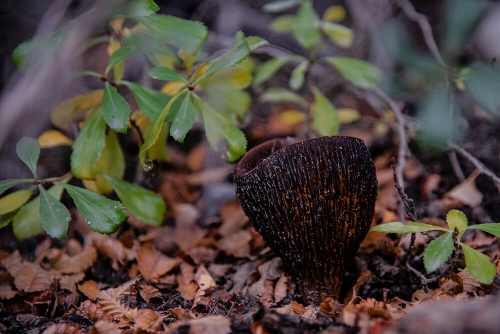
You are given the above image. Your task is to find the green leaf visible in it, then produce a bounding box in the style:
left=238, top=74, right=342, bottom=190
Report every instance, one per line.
left=270, top=15, right=295, bottom=33
left=148, top=66, right=189, bottom=84
left=320, top=21, right=353, bottom=48
left=13, top=183, right=65, bottom=240
left=323, top=57, right=382, bottom=89
left=50, top=90, right=104, bottom=129
left=204, top=86, right=251, bottom=121
left=461, top=243, right=496, bottom=284
left=139, top=90, right=186, bottom=167
left=0, top=189, right=32, bottom=215
left=102, top=82, right=132, bottom=133
left=136, top=14, right=208, bottom=55
left=0, top=179, right=34, bottom=197
left=171, top=92, right=195, bottom=142
left=16, top=137, right=40, bottom=178
left=103, top=175, right=165, bottom=226
left=444, top=0, right=486, bottom=54
left=423, top=232, right=454, bottom=274
left=259, top=87, right=309, bottom=108
left=465, top=66, right=500, bottom=114
left=289, top=61, right=308, bottom=90
left=12, top=38, right=34, bottom=69
left=105, top=46, right=135, bottom=76
left=0, top=211, right=16, bottom=229
left=253, top=56, right=303, bottom=88
left=417, top=90, right=462, bottom=149
left=121, top=81, right=170, bottom=121
left=195, top=31, right=250, bottom=84
left=466, top=223, right=500, bottom=239
left=73, top=70, right=102, bottom=79
left=311, top=87, right=339, bottom=136
left=123, top=31, right=176, bottom=57
left=38, top=185, right=71, bottom=239
left=446, top=209, right=468, bottom=233
left=292, top=2, right=320, bottom=50
left=370, top=221, right=449, bottom=234
left=262, top=0, right=301, bottom=13
left=118, top=0, right=160, bottom=17
left=246, top=36, right=269, bottom=51
left=71, top=108, right=106, bottom=179
left=58, top=183, right=128, bottom=234
left=194, top=97, right=247, bottom=163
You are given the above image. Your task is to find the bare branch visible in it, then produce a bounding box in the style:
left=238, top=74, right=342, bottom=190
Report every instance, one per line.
left=396, top=0, right=446, bottom=67
left=374, top=89, right=409, bottom=223
left=448, top=142, right=500, bottom=190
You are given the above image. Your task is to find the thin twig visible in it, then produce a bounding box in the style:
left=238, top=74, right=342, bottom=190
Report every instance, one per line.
left=374, top=89, right=409, bottom=224
left=391, top=159, right=417, bottom=262
left=448, top=142, right=500, bottom=189
left=396, top=0, right=446, bottom=67
left=405, top=262, right=439, bottom=289
left=448, top=151, right=465, bottom=182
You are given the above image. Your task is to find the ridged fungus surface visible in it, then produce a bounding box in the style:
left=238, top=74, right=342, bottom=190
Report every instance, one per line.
left=234, top=136, right=377, bottom=304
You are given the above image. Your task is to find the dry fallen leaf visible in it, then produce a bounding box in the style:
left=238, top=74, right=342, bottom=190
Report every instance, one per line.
left=57, top=245, right=98, bottom=274
left=43, top=323, right=85, bottom=334
left=137, top=243, right=178, bottom=280
left=88, top=320, right=122, bottom=334
left=139, top=284, right=161, bottom=304
left=186, top=315, right=232, bottom=334
left=14, top=262, right=52, bottom=293
left=444, top=169, right=483, bottom=208
left=97, top=288, right=138, bottom=322
left=274, top=274, right=288, bottom=303
left=92, top=234, right=135, bottom=265
left=77, top=300, right=113, bottom=322
left=78, top=280, right=101, bottom=300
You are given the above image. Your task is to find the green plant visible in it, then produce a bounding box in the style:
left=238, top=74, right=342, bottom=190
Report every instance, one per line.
left=370, top=209, right=500, bottom=284
left=0, top=0, right=266, bottom=239
left=254, top=1, right=382, bottom=137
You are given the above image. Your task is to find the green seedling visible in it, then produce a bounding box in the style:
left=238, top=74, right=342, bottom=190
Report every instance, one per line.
left=371, top=209, right=500, bottom=284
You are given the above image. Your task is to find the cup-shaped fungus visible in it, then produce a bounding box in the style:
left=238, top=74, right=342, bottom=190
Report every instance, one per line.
left=234, top=136, right=377, bottom=304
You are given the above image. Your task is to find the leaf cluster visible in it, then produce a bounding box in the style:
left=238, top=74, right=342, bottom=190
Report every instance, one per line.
left=2, top=0, right=265, bottom=239
left=255, top=2, right=382, bottom=137
left=371, top=209, right=500, bottom=284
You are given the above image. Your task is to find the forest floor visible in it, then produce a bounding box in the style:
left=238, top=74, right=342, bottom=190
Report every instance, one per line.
left=1, top=99, right=500, bottom=334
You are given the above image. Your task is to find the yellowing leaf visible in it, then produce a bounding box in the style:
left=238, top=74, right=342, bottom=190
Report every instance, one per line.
left=202, top=67, right=252, bottom=89
left=320, top=21, right=353, bottom=48
left=178, top=49, right=197, bottom=76
left=161, top=81, right=186, bottom=95
left=13, top=182, right=67, bottom=240
left=38, top=130, right=73, bottom=148
left=311, top=87, right=340, bottom=136
left=337, top=108, right=361, bottom=124
left=146, top=122, right=169, bottom=162
left=270, top=15, right=294, bottom=32
left=322, top=5, right=346, bottom=22
left=50, top=90, right=104, bottom=129
left=0, top=189, right=32, bottom=215
left=446, top=209, right=468, bottom=233
left=280, top=110, right=307, bottom=125
left=94, top=130, right=125, bottom=194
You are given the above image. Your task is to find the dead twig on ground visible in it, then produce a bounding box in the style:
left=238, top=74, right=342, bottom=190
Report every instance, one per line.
left=448, top=142, right=500, bottom=191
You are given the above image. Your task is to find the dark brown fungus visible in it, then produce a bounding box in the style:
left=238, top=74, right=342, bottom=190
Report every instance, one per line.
left=234, top=136, right=377, bottom=304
